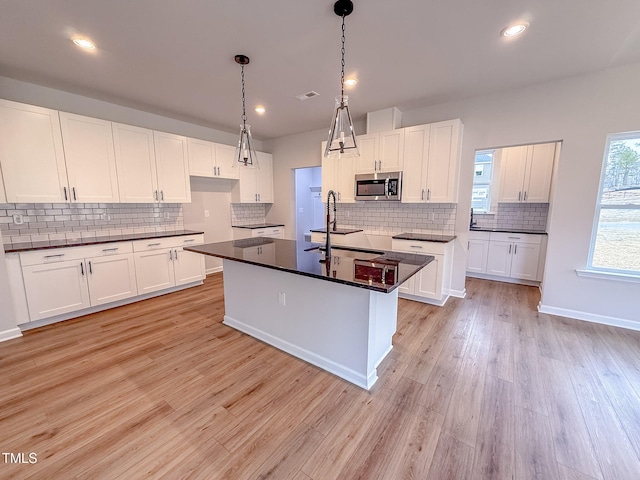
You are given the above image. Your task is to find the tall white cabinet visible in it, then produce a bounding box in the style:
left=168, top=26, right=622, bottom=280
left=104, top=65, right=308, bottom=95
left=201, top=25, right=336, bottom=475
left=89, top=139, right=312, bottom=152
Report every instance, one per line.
left=0, top=99, right=68, bottom=203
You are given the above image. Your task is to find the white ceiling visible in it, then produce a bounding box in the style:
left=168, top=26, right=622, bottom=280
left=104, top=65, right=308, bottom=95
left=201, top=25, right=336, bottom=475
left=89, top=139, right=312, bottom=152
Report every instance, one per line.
left=1, top=0, right=640, bottom=140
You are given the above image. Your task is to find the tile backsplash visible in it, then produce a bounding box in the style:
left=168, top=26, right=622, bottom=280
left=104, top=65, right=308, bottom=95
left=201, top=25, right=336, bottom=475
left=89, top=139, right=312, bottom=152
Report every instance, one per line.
left=335, top=202, right=457, bottom=234
left=230, top=203, right=268, bottom=226
left=0, top=203, right=184, bottom=245
left=472, top=203, right=548, bottom=232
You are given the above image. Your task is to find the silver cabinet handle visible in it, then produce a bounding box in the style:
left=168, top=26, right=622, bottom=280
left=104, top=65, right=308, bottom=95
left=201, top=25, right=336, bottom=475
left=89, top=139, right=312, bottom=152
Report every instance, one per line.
left=174, top=249, right=178, bottom=260
left=80, top=262, right=84, bottom=276
left=44, top=254, right=65, bottom=259
left=514, top=244, right=518, bottom=254
left=410, top=245, right=423, bottom=249
left=508, top=244, right=512, bottom=254
left=148, top=242, right=161, bottom=247
left=217, top=166, right=220, bottom=176
left=63, top=186, right=68, bottom=201
left=72, top=187, right=77, bottom=201
left=427, top=189, right=431, bottom=200
left=421, top=189, right=425, bottom=201
left=258, top=193, right=261, bottom=202
left=523, top=191, right=528, bottom=201
left=160, top=190, right=164, bottom=201
left=154, top=190, right=159, bottom=201
left=102, top=247, right=119, bottom=252
left=507, top=236, right=521, bottom=240
left=88, top=261, right=92, bottom=274
left=184, top=239, right=195, bottom=243
left=518, top=191, right=522, bottom=201
left=169, top=250, right=173, bottom=261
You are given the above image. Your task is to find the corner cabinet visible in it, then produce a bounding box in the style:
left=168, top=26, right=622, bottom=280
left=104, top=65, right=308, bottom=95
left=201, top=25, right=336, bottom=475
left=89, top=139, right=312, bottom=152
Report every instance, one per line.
left=402, top=119, right=462, bottom=203
left=230, top=152, right=274, bottom=203
left=321, top=141, right=355, bottom=203
left=0, top=99, right=69, bottom=203
left=498, top=142, right=556, bottom=203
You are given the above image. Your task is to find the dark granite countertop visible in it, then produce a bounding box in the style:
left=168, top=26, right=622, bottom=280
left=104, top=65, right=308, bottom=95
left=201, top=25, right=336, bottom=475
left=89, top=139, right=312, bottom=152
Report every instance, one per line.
left=232, top=223, right=285, bottom=229
left=469, top=227, right=547, bottom=235
left=185, top=238, right=433, bottom=293
left=3, top=230, right=204, bottom=254
left=392, top=232, right=457, bottom=243
left=310, top=228, right=364, bottom=235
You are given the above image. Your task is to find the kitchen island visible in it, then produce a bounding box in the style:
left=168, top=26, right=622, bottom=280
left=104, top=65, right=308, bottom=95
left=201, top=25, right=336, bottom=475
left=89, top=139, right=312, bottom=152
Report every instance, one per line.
left=186, top=238, right=433, bottom=389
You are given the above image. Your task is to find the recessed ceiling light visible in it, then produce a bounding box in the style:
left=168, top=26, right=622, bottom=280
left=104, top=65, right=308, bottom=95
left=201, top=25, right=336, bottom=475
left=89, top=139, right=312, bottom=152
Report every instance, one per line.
left=255, top=106, right=266, bottom=114
left=72, top=36, right=96, bottom=50
left=344, top=78, right=358, bottom=87
left=501, top=22, right=529, bottom=37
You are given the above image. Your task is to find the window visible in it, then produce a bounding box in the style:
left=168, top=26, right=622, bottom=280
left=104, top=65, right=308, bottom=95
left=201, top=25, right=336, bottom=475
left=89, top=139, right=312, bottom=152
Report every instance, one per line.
left=588, top=131, right=640, bottom=274
left=472, top=150, right=494, bottom=213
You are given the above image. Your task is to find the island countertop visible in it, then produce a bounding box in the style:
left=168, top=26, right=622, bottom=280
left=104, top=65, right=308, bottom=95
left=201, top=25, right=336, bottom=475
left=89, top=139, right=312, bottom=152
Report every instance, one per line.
left=185, top=238, right=433, bottom=293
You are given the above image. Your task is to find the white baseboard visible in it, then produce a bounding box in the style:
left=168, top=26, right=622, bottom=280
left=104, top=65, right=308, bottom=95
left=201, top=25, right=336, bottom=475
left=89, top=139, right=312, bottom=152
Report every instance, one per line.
left=449, top=288, right=466, bottom=299
left=466, top=272, right=540, bottom=287
left=206, top=266, right=223, bottom=275
left=538, top=303, right=640, bottom=332
left=0, top=327, right=22, bottom=343
left=223, top=315, right=375, bottom=389
left=399, top=292, right=449, bottom=307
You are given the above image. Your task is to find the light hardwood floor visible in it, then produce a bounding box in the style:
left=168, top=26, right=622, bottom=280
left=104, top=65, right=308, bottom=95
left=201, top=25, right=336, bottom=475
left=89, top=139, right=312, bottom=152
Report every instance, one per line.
left=2, top=274, right=640, bottom=479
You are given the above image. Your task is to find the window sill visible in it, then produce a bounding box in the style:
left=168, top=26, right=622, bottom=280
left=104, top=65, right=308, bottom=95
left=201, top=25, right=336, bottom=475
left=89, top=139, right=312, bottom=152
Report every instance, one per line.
left=576, top=269, right=640, bottom=284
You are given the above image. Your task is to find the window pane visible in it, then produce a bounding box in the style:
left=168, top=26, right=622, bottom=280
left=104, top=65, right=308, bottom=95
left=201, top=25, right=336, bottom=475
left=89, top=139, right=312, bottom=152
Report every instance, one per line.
left=602, top=138, right=640, bottom=206
left=592, top=208, right=640, bottom=272
left=473, top=150, right=494, bottom=213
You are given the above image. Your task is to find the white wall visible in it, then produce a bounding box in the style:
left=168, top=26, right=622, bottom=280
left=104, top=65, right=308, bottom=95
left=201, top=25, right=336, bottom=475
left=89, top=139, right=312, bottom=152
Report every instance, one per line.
left=266, top=62, right=640, bottom=327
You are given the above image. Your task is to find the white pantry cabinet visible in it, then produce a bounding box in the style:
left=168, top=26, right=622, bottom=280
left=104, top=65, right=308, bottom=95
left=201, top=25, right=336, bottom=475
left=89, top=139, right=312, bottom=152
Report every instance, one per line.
left=498, top=142, right=556, bottom=203
left=466, top=230, right=490, bottom=274
left=59, top=112, right=120, bottom=203
left=391, top=239, right=454, bottom=306
left=0, top=99, right=69, bottom=203
left=187, top=137, right=239, bottom=180
left=19, top=242, right=137, bottom=321
left=321, top=141, right=355, bottom=203
left=230, top=152, right=274, bottom=203
left=402, top=119, right=462, bottom=203
left=153, top=131, right=191, bottom=203
left=485, top=232, right=542, bottom=281
left=133, top=234, right=205, bottom=295
left=355, top=129, right=404, bottom=174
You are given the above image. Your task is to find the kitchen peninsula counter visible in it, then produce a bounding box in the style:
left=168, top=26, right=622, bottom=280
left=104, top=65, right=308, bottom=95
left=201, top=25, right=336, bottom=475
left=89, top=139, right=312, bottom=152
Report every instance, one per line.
left=186, top=238, right=433, bottom=389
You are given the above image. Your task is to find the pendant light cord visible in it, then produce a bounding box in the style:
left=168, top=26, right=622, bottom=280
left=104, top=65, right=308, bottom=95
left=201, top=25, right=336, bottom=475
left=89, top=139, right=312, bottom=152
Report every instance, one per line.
left=241, top=65, right=247, bottom=126
left=340, top=14, right=346, bottom=100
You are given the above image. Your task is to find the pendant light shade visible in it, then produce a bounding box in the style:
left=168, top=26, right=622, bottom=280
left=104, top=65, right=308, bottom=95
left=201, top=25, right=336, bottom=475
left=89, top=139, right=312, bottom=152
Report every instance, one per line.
left=234, top=54, right=258, bottom=167
left=325, top=0, right=359, bottom=158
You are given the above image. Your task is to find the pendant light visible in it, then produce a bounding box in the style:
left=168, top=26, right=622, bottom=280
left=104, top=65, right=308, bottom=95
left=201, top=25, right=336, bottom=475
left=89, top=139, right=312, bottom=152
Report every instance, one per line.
left=324, top=0, right=359, bottom=158
left=234, top=54, right=258, bottom=167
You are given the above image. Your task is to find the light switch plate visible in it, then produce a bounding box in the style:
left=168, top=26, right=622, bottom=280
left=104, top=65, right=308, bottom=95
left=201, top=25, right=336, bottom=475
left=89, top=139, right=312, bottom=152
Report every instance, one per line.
left=12, top=214, right=23, bottom=225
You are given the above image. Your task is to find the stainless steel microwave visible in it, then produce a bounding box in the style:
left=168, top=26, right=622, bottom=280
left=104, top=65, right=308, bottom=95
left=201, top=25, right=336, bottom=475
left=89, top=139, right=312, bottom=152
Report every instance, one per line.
left=354, top=172, right=402, bottom=201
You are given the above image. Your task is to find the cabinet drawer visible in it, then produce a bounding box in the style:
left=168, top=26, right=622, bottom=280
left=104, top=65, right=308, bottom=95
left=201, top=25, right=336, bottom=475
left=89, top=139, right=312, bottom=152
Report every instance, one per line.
left=391, top=239, right=447, bottom=255
left=489, top=232, right=542, bottom=244
left=468, top=231, right=490, bottom=241
left=20, top=247, right=84, bottom=266
left=133, top=234, right=204, bottom=252
left=173, top=234, right=204, bottom=246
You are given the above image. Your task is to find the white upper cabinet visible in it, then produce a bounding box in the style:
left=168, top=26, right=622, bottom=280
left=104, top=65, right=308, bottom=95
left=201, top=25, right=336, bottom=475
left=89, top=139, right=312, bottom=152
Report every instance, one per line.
left=59, top=112, right=120, bottom=203
left=230, top=151, right=274, bottom=203
left=153, top=131, right=191, bottom=203
left=0, top=99, right=69, bottom=203
left=355, top=129, right=404, bottom=174
left=187, top=138, right=239, bottom=180
left=402, top=119, right=462, bottom=203
left=321, top=141, right=355, bottom=203
left=498, top=142, right=556, bottom=203
left=112, top=123, right=158, bottom=203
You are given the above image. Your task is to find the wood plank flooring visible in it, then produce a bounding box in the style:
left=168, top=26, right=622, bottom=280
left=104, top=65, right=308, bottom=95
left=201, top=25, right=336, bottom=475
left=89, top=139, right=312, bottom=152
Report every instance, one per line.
left=2, top=274, right=640, bottom=479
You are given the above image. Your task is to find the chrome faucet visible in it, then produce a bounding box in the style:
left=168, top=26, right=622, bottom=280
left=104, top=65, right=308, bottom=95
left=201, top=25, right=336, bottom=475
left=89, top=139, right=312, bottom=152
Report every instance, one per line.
left=323, top=190, right=338, bottom=263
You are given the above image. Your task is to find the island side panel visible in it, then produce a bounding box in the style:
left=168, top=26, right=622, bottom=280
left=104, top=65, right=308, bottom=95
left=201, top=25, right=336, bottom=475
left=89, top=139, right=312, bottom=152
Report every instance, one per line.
left=367, top=289, right=399, bottom=374
left=221, top=259, right=394, bottom=389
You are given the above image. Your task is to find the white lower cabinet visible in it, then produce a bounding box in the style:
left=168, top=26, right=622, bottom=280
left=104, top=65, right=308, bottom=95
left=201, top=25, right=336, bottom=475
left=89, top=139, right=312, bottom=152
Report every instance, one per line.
left=133, top=234, right=205, bottom=295
left=233, top=226, right=284, bottom=240
left=468, top=231, right=545, bottom=283
left=310, top=231, right=365, bottom=247
left=13, top=234, right=205, bottom=325
left=20, top=242, right=137, bottom=321
left=391, top=239, right=453, bottom=306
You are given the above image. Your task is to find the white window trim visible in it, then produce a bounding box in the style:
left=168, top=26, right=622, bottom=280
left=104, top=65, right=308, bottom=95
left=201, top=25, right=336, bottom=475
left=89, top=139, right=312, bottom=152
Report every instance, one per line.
left=586, top=131, right=640, bottom=277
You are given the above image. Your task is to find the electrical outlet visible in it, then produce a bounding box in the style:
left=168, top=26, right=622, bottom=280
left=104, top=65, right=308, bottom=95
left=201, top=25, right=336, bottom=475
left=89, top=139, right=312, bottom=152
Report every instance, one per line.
left=12, top=214, right=23, bottom=225
left=101, top=213, right=110, bottom=221
left=204, top=210, right=210, bottom=218
left=164, top=212, right=170, bottom=220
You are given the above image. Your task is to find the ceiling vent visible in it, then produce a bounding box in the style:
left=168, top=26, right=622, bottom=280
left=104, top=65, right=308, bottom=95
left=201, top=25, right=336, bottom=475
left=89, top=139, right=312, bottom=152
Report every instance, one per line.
left=295, top=91, right=320, bottom=101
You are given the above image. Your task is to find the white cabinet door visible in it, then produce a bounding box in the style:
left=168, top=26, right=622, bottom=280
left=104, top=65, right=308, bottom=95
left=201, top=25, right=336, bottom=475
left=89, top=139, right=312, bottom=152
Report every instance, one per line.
left=498, top=145, right=528, bottom=203
left=321, top=141, right=354, bottom=203
left=86, top=253, right=138, bottom=306
left=215, top=143, right=239, bottom=179
left=134, top=249, right=175, bottom=294
left=486, top=241, right=512, bottom=277
left=379, top=129, right=404, bottom=172
left=256, top=152, right=274, bottom=203
left=398, top=276, right=414, bottom=295
left=236, top=163, right=259, bottom=202
left=467, top=239, right=489, bottom=274
left=0, top=99, right=69, bottom=203
left=510, top=242, right=541, bottom=280
left=426, top=120, right=461, bottom=203
left=402, top=124, right=429, bottom=203
left=112, top=123, right=158, bottom=203
left=153, top=131, right=191, bottom=203
left=321, top=141, right=337, bottom=201
left=187, top=137, right=215, bottom=177
left=22, top=259, right=90, bottom=320
left=173, top=247, right=205, bottom=286
left=59, top=112, right=120, bottom=203
left=415, top=256, right=443, bottom=299
left=355, top=133, right=379, bottom=173
left=524, top=142, right=555, bottom=203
